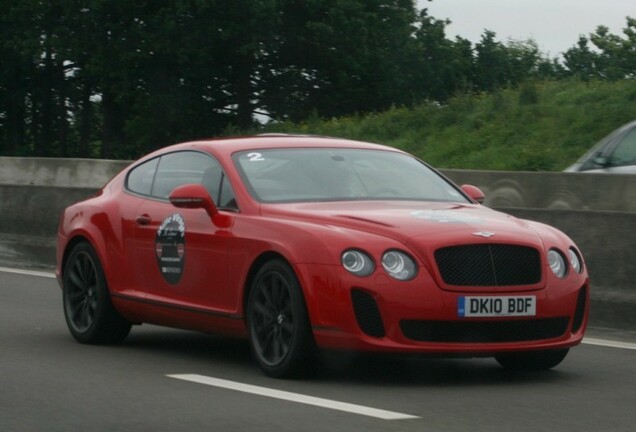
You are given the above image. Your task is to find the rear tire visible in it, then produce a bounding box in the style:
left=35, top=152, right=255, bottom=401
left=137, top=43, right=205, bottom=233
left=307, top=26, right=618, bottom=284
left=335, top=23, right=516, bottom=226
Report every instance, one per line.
left=495, top=348, right=569, bottom=371
left=247, top=259, right=316, bottom=378
left=62, top=242, right=131, bottom=344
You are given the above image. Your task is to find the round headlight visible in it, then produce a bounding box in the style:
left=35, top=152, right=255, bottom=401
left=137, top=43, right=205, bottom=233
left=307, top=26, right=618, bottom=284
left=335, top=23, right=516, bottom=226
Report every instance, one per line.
left=548, top=249, right=567, bottom=278
left=568, top=248, right=582, bottom=274
left=341, top=250, right=375, bottom=277
left=382, top=250, right=417, bottom=281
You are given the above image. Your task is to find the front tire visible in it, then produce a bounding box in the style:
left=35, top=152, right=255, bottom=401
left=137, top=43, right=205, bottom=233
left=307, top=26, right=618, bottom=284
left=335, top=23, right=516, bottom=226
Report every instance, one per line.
left=495, top=348, right=569, bottom=371
left=62, top=242, right=131, bottom=344
left=247, top=259, right=315, bottom=378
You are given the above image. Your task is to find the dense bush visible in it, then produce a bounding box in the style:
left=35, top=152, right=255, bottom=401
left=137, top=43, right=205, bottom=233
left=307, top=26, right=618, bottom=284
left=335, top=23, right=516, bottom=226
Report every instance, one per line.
left=259, top=79, right=636, bottom=171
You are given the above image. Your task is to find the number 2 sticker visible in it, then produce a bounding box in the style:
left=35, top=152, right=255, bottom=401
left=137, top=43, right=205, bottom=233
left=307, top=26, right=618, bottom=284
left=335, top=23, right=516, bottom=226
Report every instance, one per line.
left=247, top=152, right=264, bottom=161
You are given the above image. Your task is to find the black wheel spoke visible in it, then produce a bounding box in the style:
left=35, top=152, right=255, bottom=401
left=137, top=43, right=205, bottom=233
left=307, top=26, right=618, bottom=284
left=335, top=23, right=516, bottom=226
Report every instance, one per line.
left=78, top=303, right=89, bottom=328
left=270, top=276, right=282, bottom=307
left=65, top=251, right=99, bottom=333
left=250, top=269, right=295, bottom=366
left=281, top=320, right=293, bottom=336
left=260, top=281, right=274, bottom=309
left=68, top=288, right=85, bottom=302
left=261, top=329, right=275, bottom=358
left=68, top=268, right=84, bottom=290
left=252, top=301, right=270, bottom=320
left=248, top=260, right=313, bottom=377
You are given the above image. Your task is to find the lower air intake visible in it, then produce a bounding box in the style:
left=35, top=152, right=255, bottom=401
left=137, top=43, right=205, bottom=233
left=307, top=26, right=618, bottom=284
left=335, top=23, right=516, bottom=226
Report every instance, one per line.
left=351, top=289, right=385, bottom=338
left=400, top=317, right=569, bottom=343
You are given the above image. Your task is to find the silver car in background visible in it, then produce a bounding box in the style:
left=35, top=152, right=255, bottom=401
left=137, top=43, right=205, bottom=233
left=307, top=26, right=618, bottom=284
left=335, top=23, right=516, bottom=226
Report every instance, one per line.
left=565, top=120, right=636, bottom=173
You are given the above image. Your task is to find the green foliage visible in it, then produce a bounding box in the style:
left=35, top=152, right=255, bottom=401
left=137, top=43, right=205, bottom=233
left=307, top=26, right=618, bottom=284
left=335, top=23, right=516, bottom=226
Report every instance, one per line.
left=0, top=2, right=635, bottom=161
left=260, top=79, right=636, bottom=171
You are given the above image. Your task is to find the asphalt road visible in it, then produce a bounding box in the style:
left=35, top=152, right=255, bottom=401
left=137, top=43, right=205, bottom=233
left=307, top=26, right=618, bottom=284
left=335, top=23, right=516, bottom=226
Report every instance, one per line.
left=2, top=268, right=636, bottom=432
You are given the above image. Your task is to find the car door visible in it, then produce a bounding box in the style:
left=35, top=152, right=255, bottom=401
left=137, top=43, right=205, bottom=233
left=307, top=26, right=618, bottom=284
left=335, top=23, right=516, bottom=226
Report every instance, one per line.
left=132, top=151, right=236, bottom=314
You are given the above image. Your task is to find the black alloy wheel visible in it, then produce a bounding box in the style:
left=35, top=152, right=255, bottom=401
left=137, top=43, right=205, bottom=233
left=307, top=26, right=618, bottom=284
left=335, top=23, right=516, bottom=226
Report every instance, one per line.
left=247, top=259, right=315, bottom=378
left=63, top=242, right=131, bottom=344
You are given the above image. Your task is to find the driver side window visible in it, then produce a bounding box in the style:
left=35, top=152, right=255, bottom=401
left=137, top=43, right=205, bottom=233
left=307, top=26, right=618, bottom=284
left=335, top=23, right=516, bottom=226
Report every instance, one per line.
left=149, top=151, right=238, bottom=210
left=609, top=128, right=636, bottom=167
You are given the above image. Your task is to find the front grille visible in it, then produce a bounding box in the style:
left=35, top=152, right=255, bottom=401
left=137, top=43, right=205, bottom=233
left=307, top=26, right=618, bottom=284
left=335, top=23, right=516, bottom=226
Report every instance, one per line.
left=351, top=289, right=385, bottom=338
left=400, top=317, right=569, bottom=343
left=571, top=286, right=587, bottom=333
left=434, top=244, right=541, bottom=286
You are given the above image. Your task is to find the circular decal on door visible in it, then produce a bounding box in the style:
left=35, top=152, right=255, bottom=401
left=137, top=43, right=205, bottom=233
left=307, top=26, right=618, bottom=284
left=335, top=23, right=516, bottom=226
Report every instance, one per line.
left=155, top=213, right=186, bottom=284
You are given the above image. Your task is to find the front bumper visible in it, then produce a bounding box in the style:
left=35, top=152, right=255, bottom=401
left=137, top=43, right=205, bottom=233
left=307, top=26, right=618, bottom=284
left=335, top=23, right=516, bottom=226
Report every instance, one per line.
left=297, top=263, right=589, bottom=355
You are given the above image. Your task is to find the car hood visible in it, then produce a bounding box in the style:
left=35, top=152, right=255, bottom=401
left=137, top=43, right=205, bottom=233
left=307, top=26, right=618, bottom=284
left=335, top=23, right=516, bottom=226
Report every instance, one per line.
left=259, top=201, right=544, bottom=247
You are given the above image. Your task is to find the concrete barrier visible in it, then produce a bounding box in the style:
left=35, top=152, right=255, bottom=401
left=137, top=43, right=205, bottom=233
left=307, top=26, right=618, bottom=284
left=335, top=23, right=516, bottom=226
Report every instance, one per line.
left=0, top=156, right=130, bottom=188
left=443, top=169, right=636, bottom=212
left=0, top=157, right=130, bottom=271
left=0, top=157, right=634, bottom=330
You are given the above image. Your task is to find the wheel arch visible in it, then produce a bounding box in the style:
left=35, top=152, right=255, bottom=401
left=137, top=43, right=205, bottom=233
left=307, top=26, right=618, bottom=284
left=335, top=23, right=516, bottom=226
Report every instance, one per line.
left=61, top=235, right=92, bottom=276
left=242, top=251, right=289, bottom=323
left=61, top=232, right=108, bottom=282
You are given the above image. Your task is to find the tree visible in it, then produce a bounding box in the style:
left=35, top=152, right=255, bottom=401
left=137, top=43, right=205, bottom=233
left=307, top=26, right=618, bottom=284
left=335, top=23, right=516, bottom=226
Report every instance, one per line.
left=563, top=17, right=636, bottom=81
left=412, top=8, right=473, bottom=101
left=474, top=30, right=509, bottom=92
left=261, top=0, right=420, bottom=121
left=563, top=36, right=600, bottom=80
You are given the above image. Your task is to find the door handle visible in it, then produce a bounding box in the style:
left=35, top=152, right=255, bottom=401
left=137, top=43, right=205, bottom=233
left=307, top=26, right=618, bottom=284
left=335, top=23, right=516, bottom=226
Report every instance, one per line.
left=136, top=214, right=151, bottom=225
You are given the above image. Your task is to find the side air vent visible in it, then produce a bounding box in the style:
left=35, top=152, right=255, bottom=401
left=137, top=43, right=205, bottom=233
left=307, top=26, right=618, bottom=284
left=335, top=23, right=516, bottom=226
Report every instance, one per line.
left=351, top=289, right=385, bottom=338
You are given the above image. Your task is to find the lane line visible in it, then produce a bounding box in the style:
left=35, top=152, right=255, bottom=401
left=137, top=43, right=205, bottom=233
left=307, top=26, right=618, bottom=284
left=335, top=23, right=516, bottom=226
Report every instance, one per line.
left=582, top=338, right=636, bottom=351
left=0, top=266, right=56, bottom=279
left=167, top=374, right=419, bottom=420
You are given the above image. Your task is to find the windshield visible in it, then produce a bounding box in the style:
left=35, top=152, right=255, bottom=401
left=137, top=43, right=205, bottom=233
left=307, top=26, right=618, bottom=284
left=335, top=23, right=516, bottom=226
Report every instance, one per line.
left=234, top=148, right=469, bottom=204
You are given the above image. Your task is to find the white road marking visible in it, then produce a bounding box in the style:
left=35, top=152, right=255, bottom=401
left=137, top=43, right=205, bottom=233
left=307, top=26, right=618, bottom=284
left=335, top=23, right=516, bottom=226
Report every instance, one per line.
left=167, top=374, right=419, bottom=420
left=582, top=338, right=636, bottom=350
left=0, top=266, right=56, bottom=279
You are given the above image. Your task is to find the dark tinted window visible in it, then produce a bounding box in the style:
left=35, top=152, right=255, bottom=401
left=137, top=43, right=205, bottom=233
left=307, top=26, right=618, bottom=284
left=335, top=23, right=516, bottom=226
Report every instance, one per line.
left=126, top=157, right=159, bottom=196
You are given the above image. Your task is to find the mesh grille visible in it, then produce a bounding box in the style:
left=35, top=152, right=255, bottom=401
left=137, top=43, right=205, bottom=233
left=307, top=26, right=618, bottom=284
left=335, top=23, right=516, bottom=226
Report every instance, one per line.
left=434, top=244, right=541, bottom=286
left=400, top=317, right=569, bottom=343
left=571, top=286, right=587, bottom=333
left=351, top=289, right=385, bottom=338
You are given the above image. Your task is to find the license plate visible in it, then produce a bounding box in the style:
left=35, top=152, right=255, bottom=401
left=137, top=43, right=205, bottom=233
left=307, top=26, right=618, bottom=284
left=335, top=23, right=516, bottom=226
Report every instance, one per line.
left=458, top=296, right=536, bottom=317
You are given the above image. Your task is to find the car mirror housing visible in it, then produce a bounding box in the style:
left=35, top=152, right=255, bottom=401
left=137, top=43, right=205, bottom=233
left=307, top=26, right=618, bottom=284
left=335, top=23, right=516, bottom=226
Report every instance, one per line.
left=461, top=184, right=485, bottom=204
left=169, top=184, right=232, bottom=228
left=592, top=155, right=610, bottom=167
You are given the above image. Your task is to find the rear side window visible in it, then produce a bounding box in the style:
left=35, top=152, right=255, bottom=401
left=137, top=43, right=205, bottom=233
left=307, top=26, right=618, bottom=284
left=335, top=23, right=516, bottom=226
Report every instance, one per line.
left=126, top=158, right=159, bottom=196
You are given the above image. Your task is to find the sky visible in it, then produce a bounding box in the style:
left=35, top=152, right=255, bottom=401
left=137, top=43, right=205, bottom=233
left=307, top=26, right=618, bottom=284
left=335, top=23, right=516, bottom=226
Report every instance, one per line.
left=418, top=0, right=636, bottom=57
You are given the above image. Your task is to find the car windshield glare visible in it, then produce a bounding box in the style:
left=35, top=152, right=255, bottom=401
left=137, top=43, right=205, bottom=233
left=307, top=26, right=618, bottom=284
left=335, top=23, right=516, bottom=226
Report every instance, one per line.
left=234, top=148, right=469, bottom=203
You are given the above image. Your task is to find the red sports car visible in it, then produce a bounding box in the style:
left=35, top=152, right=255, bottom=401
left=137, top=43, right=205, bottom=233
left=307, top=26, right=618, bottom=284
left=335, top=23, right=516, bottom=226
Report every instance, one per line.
left=56, top=135, right=589, bottom=377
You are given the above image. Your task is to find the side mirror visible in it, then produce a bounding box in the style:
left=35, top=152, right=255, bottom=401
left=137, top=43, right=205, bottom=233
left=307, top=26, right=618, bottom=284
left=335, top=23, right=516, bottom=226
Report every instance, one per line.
left=461, top=184, right=485, bottom=204
left=592, top=155, right=610, bottom=167
left=169, top=184, right=232, bottom=228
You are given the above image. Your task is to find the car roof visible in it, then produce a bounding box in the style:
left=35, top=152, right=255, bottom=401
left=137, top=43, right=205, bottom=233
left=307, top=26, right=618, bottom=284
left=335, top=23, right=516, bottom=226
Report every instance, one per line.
left=151, top=135, right=401, bottom=160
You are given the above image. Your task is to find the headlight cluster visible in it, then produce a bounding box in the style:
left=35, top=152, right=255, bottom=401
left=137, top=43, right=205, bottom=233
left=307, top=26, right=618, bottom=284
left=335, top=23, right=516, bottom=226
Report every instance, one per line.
left=342, top=249, right=417, bottom=281
left=341, top=250, right=375, bottom=277
left=548, top=247, right=583, bottom=278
